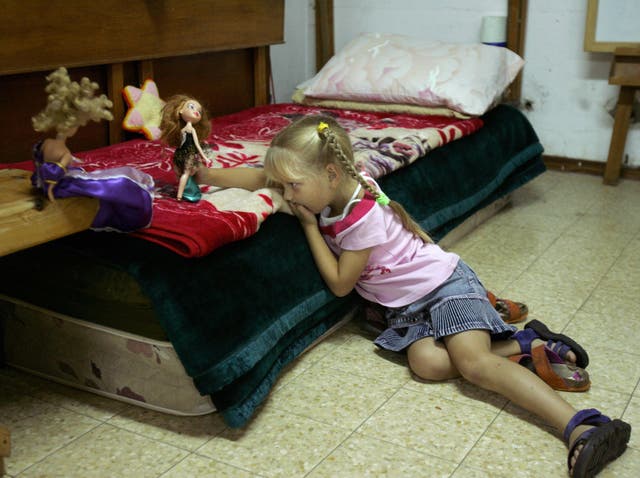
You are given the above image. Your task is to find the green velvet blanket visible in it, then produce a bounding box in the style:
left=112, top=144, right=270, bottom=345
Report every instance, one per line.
left=0, top=104, right=544, bottom=427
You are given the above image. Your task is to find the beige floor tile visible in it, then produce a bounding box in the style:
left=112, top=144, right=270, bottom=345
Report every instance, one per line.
left=18, top=423, right=189, bottom=478
left=159, top=453, right=260, bottom=478
left=1, top=379, right=61, bottom=426
left=106, top=407, right=226, bottom=451
left=29, top=378, right=130, bottom=422
left=526, top=234, right=624, bottom=283
left=623, top=395, right=640, bottom=450
left=576, top=345, right=640, bottom=397
left=0, top=366, right=47, bottom=395
left=483, top=203, right=572, bottom=235
left=3, top=406, right=101, bottom=476
left=268, top=365, right=398, bottom=429
left=564, top=311, right=640, bottom=359
left=579, top=279, right=640, bottom=317
left=595, top=447, right=640, bottom=478
left=451, top=465, right=515, bottom=478
left=564, top=212, right=640, bottom=238
left=197, top=407, right=351, bottom=477
left=501, top=272, right=589, bottom=329
left=307, top=433, right=457, bottom=477
left=314, top=333, right=412, bottom=389
left=460, top=228, right=554, bottom=278
left=462, top=409, right=565, bottom=478
left=403, top=376, right=508, bottom=413
left=587, top=181, right=640, bottom=233
left=549, top=385, right=631, bottom=422
left=357, top=388, right=498, bottom=463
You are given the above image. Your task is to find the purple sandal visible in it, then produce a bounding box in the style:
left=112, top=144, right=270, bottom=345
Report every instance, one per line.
left=564, top=408, right=631, bottom=477
left=513, top=319, right=589, bottom=368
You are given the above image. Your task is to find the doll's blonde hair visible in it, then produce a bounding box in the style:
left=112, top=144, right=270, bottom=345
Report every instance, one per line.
left=265, top=115, right=433, bottom=243
left=32, top=67, right=113, bottom=135
left=159, top=94, right=211, bottom=148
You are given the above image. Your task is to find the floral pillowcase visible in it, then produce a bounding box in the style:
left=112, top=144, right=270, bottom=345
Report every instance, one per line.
left=302, top=33, right=524, bottom=116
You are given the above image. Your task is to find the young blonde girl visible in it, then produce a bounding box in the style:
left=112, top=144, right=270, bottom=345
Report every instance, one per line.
left=196, top=115, right=630, bottom=477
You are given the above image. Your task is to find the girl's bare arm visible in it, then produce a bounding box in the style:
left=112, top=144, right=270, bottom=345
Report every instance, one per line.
left=195, top=166, right=268, bottom=192
left=300, top=220, right=370, bottom=297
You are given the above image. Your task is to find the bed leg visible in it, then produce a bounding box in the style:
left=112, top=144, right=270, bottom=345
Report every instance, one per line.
left=0, top=426, right=10, bottom=476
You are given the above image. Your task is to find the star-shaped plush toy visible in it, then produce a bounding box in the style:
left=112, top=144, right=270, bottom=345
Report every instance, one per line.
left=122, top=79, right=165, bottom=140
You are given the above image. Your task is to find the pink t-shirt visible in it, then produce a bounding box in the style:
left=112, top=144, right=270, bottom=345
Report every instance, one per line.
left=319, top=193, right=459, bottom=307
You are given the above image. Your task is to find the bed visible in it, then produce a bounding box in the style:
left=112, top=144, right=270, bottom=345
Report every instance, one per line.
left=0, top=1, right=544, bottom=427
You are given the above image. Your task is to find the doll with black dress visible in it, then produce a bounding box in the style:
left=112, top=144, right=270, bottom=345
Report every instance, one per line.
left=159, top=95, right=211, bottom=201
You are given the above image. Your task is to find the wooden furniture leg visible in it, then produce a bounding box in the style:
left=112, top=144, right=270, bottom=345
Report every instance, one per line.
left=604, top=48, right=640, bottom=185
left=603, top=86, right=635, bottom=185
left=0, top=426, right=10, bottom=476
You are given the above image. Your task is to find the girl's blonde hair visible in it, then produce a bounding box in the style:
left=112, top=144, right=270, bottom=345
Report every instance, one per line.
left=265, top=115, right=432, bottom=243
left=159, top=94, right=211, bottom=148
left=32, top=67, right=113, bottom=135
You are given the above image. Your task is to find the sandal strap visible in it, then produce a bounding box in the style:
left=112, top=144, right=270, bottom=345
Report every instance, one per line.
left=512, top=328, right=538, bottom=355
left=547, top=340, right=571, bottom=358
left=563, top=408, right=610, bottom=444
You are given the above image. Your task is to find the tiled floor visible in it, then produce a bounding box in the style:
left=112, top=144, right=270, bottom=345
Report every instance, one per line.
left=2, top=170, right=640, bottom=477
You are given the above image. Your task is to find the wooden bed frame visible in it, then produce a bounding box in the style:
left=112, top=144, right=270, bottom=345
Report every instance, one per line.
left=0, top=0, right=284, bottom=165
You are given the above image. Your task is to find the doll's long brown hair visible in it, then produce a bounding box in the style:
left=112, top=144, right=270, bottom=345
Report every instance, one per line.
left=265, top=115, right=433, bottom=243
left=159, top=94, right=211, bottom=148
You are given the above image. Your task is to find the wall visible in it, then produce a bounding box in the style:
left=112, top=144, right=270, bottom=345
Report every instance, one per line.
left=270, top=0, right=639, bottom=168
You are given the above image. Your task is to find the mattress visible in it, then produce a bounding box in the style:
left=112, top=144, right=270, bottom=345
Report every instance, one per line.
left=0, top=298, right=214, bottom=415
left=0, top=104, right=545, bottom=426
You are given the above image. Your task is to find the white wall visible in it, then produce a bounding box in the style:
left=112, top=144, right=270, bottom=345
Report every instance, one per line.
left=270, top=0, right=639, bottom=167
left=270, top=0, right=317, bottom=104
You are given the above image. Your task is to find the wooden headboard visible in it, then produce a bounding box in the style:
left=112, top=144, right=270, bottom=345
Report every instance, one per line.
left=0, top=0, right=284, bottom=163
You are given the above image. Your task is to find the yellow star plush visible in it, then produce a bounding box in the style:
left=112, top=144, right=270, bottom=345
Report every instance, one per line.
left=122, top=79, right=165, bottom=140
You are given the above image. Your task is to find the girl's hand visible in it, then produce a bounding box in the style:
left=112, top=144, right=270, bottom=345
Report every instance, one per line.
left=289, top=202, right=317, bottom=227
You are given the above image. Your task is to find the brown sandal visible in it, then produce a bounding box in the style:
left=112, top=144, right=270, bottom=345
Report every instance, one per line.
left=487, top=291, right=528, bottom=324
left=510, top=344, right=590, bottom=392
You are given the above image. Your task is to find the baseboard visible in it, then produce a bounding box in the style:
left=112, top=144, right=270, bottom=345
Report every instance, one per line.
left=543, top=155, right=640, bottom=181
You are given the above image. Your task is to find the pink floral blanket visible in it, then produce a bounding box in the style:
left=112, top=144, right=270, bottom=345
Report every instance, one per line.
left=25, top=104, right=484, bottom=257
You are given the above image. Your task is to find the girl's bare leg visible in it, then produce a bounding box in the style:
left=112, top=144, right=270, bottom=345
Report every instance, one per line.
left=441, top=330, right=594, bottom=459
left=407, top=334, right=576, bottom=381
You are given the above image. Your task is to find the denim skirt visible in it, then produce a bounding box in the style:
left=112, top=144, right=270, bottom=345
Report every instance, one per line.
left=373, top=260, right=516, bottom=352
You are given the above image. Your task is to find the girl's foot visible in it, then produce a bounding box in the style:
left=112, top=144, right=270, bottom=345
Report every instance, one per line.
left=513, top=320, right=589, bottom=368
left=564, top=409, right=631, bottom=477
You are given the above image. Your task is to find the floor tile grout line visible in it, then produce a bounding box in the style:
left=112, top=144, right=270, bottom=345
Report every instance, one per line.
left=8, top=419, right=104, bottom=477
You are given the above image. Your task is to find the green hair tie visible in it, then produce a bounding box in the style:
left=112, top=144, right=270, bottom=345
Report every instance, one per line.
left=376, top=192, right=390, bottom=206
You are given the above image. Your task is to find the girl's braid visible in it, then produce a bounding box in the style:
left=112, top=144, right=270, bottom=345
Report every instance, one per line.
left=318, top=124, right=385, bottom=203
left=317, top=120, right=432, bottom=244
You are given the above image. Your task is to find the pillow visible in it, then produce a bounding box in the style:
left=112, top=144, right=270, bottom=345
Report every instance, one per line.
left=291, top=88, right=470, bottom=119
left=302, top=33, right=524, bottom=116
left=122, top=79, right=165, bottom=140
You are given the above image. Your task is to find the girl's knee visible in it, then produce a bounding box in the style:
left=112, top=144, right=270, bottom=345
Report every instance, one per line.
left=407, top=341, right=457, bottom=381
left=454, top=353, right=497, bottom=386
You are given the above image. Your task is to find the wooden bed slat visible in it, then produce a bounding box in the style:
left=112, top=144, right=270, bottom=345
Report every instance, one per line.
left=0, top=0, right=284, bottom=76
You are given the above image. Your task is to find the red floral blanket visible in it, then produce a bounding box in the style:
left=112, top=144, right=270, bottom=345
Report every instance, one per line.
left=14, top=104, right=483, bottom=257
